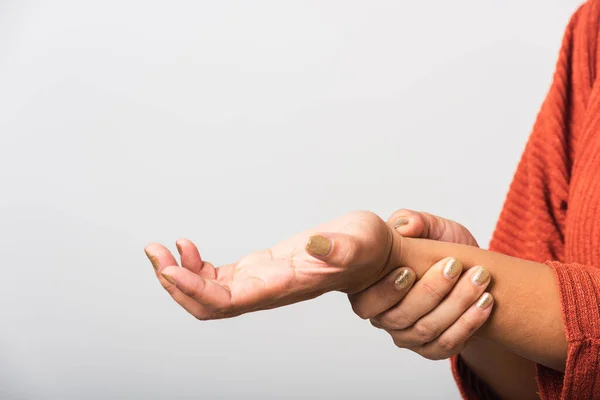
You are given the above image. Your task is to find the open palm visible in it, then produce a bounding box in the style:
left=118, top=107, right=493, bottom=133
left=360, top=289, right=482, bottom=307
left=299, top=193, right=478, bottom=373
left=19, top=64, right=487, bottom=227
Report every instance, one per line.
left=146, top=211, right=402, bottom=320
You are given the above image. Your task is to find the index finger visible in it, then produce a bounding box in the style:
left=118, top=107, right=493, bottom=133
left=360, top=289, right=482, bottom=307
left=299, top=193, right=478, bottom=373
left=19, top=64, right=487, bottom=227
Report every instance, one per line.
left=348, top=267, right=416, bottom=319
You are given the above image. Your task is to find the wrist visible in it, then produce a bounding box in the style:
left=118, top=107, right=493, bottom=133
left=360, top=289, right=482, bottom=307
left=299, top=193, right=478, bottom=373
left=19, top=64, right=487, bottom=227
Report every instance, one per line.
left=385, top=226, right=409, bottom=271
left=392, top=235, right=432, bottom=279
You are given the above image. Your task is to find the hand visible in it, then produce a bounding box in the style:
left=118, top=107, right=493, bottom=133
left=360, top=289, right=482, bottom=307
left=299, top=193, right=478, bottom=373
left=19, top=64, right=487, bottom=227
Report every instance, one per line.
left=349, top=210, right=493, bottom=360
left=387, top=208, right=478, bottom=247
left=145, top=210, right=404, bottom=320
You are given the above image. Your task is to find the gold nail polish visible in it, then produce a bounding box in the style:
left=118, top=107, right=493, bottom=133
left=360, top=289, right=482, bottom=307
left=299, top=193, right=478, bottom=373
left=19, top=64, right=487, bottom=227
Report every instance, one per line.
left=161, top=272, right=177, bottom=285
left=176, top=242, right=183, bottom=255
left=394, top=269, right=414, bottom=290
left=476, top=293, right=493, bottom=309
left=392, top=218, right=409, bottom=229
left=145, top=249, right=160, bottom=271
left=305, top=235, right=332, bottom=256
left=472, top=266, right=490, bottom=286
left=443, top=257, right=462, bottom=279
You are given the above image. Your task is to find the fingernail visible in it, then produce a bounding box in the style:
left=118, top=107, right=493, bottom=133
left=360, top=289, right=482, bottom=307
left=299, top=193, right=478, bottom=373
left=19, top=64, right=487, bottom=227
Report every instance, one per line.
left=443, top=257, right=462, bottom=279
left=176, top=242, right=183, bottom=255
left=145, top=249, right=160, bottom=271
left=394, top=269, right=415, bottom=290
left=392, top=218, right=409, bottom=229
left=305, top=235, right=332, bottom=256
left=476, top=292, right=493, bottom=309
left=161, top=272, right=177, bottom=285
left=472, top=266, right=490, bottom=286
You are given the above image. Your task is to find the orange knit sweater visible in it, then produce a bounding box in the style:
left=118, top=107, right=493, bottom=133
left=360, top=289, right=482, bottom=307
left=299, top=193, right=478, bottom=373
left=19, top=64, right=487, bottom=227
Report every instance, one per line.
left=450, top=2, right=600, bottom=399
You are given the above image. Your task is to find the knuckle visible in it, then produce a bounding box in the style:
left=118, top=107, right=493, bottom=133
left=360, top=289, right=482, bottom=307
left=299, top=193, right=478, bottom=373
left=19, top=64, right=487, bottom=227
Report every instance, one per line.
left=420, top=281, right=445, bottom=304
left=436, top=337, right=461, bottom=356
left=452, top=288, right=476, bottom=308
left=456, top=315, right=479, bottom=336
left=164, top=284, right=179, bottom=296
left=413, top=320, right=440, bottom=343
left=391, top=334, right=406, bottom=349
left=351, top=302, right=371, bottom=320
left=379, top=309, right=412, bottom=330
left=393, top=312, right=413, bottom=330
left=369, top=319, right=385, bottom=329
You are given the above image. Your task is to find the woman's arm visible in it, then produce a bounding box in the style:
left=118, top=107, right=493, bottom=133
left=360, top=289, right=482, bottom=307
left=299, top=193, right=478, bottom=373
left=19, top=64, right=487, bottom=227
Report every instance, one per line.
left=396, top=236, right=567, bottom=372
left=458, top=337, right=539, bottom=400
left=372, top=209, right=540, bottom=399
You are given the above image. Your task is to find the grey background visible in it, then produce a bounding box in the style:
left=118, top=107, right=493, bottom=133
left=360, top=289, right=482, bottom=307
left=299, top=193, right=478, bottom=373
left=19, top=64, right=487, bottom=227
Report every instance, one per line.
left=0, top=1, right=581, bottom=399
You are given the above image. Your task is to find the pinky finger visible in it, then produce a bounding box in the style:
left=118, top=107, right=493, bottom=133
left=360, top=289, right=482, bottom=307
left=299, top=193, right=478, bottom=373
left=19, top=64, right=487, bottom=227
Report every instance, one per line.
left=415, top=292, right=494, bottom=360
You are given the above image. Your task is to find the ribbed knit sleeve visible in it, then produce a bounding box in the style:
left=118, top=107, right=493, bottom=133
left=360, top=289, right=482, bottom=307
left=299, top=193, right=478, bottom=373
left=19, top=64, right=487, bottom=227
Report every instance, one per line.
left=536, top=262, right=600, bottom=398
left=451, top=355, right=501, bottom=400
left=450, top=1, right=600, bottom=398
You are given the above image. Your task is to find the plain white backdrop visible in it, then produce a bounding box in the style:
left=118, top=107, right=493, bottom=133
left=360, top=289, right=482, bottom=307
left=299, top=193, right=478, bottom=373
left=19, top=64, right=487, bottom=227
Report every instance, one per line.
left=0, top=1, right=583, bottom=399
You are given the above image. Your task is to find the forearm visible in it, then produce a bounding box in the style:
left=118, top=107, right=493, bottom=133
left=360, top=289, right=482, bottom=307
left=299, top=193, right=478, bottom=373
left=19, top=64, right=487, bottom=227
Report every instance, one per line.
left=397, top=237, right=567, bottom=371
left=460, top=337, right=539, bottom=399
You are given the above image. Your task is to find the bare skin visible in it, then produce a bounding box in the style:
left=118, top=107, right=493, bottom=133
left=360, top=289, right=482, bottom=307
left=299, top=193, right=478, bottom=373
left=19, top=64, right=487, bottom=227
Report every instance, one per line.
left=350, top=210, right=539, bottom=400
left=145, top=209, right=566, bottom=398
left=145, top=210, right=404, bottom=320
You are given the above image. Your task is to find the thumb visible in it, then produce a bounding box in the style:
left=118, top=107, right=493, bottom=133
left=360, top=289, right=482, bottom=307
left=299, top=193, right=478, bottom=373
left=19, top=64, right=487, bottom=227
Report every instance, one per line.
left=388, top=209, right=478, bottom=246
left=304, top=229, right=404, bottom=294
left=387, top=209, right=427, bottom=238
left=304, top=233, right=361, bottom=268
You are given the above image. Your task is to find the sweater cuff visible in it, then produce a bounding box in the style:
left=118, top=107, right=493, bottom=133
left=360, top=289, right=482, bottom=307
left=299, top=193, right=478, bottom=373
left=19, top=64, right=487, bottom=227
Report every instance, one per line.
left=451, top=355, right=477, bottom=400
left=536, top=262, right=600, bottom=399
left=450, top=355, right=501, bottom=400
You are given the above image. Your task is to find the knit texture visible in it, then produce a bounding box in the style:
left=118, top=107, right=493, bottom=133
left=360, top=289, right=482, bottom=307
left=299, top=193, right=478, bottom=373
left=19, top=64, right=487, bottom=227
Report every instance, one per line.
left=451, top=1, right=600, bottom=399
